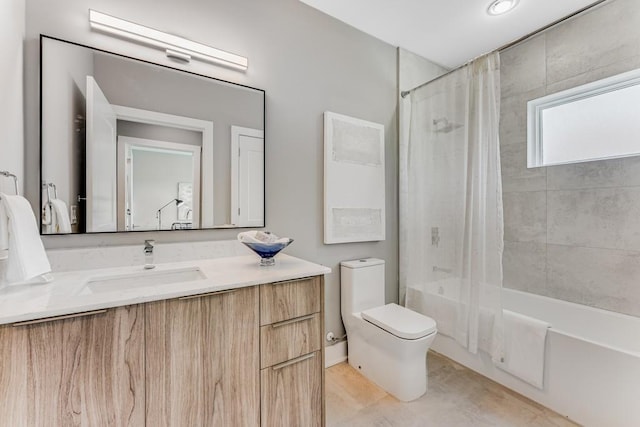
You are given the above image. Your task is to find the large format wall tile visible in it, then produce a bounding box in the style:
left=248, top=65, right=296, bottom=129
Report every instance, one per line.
left=503, top=241, right=547, bottom=293
left=502, top=173, right=546, bottom=194
left=547, top=244, right=640, bottom=317
left=547, top=188, right=640, bottom=251
left=547, top=156, right=640, bottom=191
left=545, top=0, right=640, bottom=84
left=500, top=35, right=546, bottom=98
left=499, top=88, right=545, bottom=146
left=501, top=142, right=546, bottom=193
left=498, top=0, right=640, bottom=317
left=503, top=191, right=546, bottom=243
left=546, top=53, right=640, bottom=95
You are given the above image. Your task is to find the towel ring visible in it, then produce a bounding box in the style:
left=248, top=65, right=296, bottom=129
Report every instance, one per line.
left=0, top=171, right=19, bottom=195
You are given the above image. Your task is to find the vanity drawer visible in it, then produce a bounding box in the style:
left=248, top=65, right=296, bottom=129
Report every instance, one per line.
left=260, top=312, right=321, bottom=368
left=260, top=351, right=322, bottom=427
left=260, top=276, right=321, bottom=325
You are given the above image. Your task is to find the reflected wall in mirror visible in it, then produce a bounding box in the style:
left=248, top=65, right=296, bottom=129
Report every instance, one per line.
left=40, top=36, right=265, bottom=234
left=527, top=67, right=640, bottom=168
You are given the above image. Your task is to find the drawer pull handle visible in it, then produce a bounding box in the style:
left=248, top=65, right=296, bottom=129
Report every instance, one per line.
left=271, top=313, right=315, bottom=329
left=12, top=309, right=108, bottom=326
left=179, top=289, right=237, bottom=300
left=269, top=277, right=312, bottom=286
left=272, top=352, right=315, bottom=371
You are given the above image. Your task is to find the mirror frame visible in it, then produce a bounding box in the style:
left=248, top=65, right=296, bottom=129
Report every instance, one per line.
left=39, top=35, right=266, bottom=235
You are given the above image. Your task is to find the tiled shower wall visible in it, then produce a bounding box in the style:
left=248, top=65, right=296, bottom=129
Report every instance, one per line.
left=500, top=0, right=640, bottom=317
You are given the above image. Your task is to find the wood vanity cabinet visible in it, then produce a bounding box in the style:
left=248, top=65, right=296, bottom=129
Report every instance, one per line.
left=0, top=275, right=325, bottom=427
left=145, top=286, right=260, bottom=426
left=259, top=276, right=325, bottom=427
left=0, top=305, right=145, bottom=426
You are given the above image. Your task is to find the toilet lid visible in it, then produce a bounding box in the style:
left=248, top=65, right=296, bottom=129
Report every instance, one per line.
left=361, top=303, right=437, bottom=340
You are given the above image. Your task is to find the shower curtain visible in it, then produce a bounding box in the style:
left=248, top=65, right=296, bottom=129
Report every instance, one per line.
left=400, top=52, right=504, bottom=362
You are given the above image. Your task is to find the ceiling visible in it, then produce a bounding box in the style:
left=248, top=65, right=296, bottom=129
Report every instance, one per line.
left=300, top=0, right=603, bottom=69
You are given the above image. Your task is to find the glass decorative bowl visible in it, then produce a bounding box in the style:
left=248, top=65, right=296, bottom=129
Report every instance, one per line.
left=241, top=239, right=293, bottom=266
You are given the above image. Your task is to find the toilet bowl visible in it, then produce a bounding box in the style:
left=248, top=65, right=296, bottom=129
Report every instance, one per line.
left=341, top=258, right=437, bottom=402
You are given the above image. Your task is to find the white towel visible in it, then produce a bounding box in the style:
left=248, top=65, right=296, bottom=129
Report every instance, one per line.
left=50, top=199, right=72, bottom=234
left=0, top=194, right=51, bottom=284
left=478, top=306, right=496, bottom=355
left=0, top=200, right=8, bottom=260
left=499, top=310, right=550, bottom=389
left=238, top=230, right=289, bottom=245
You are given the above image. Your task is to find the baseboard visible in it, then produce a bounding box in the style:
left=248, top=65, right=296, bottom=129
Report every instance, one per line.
left=324, top=340, right=347, bottom=368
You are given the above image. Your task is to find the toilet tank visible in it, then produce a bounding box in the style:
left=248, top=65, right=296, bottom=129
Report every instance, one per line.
left=341, top=258, right=385, bottom=316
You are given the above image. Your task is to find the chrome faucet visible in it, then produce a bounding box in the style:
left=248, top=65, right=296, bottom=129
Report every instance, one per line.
left=144, top=240, right=156, bottom=269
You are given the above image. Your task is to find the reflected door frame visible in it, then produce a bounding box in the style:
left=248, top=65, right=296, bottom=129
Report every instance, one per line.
left=230, top=126, right=265, bottom=227
left=112, top=105, right=214, bottom=228
left=86, top=76, right=118, bottom=233
left=118, top=136, right=201, bottom=231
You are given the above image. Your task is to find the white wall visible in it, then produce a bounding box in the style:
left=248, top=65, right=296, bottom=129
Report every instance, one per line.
left=131, top=149, right=193, bottom=230
left=117, top=121, right=202, bottom=147
left=0, top=0, right=25, bottom=195
left=23, top=0, right=398, bottom=340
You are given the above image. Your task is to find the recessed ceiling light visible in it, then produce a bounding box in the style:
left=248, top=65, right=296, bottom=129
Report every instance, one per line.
left=487, top=0, right=519, bottom=16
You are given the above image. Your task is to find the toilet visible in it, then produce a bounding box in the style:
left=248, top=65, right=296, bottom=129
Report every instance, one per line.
left=341, top=258, right=437, bottom=402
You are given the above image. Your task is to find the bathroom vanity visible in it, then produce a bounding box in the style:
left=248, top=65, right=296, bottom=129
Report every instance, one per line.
left=0, top=254, right=329, bottom=426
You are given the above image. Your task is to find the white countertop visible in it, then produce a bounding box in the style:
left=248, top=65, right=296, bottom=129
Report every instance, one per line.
left=0, top=254, right=330, bottom=325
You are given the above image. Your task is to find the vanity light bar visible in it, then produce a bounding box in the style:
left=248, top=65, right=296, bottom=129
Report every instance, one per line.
left=88, top=10, right=248, bottom=71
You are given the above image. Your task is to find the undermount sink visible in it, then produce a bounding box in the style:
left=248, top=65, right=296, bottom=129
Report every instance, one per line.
left=78, top=266, right=206, bottom=295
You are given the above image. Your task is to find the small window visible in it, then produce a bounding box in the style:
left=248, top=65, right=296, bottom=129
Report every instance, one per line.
left=527, top=68, right=640, bottom=167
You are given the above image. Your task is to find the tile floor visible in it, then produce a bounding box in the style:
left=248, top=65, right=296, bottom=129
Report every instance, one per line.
left=326, top=351, right=579, bottom=427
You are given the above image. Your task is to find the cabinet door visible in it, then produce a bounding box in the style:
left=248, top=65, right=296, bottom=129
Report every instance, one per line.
left=261, top=351, right=323, bottom=427
left=203, top=287, right=260, bottom=426
left=260, top=313, right=322, bottom=368
left=0, top=306, right=145, bottom=427
left=145, top=295, right=205, bottom=426
left=0, top=322, right=29, bottom=426
left=260, top=277, right=321, bottom=325
left=145, top=286, right=259, bottom=427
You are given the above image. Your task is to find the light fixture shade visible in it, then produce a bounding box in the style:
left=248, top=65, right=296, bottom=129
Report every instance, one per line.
left=88, top=10, right=248, bottom=70
left=487, top=0, right=519, bottom=16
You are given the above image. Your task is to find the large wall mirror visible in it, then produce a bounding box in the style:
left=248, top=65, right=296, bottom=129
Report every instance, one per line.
left=40, top=36, right=265, bottom=235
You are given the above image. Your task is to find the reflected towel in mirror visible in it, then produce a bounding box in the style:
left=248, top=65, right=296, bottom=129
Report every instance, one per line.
left=50, top=199, right=72, bottom=234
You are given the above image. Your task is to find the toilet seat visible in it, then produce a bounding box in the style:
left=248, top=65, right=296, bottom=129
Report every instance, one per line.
left=361, top=303, right=437, bottom=340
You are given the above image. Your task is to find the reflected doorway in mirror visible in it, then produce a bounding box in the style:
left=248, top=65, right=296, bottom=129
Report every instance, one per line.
left=118, top=136, right=201, bottom=231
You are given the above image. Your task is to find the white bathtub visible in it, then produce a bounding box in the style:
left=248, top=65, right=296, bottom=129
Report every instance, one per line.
left=408, top=286, right=640, bottom=426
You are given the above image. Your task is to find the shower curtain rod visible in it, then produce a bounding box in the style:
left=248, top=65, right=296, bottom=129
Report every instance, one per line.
left=400, top=0, right=609, bottom=98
